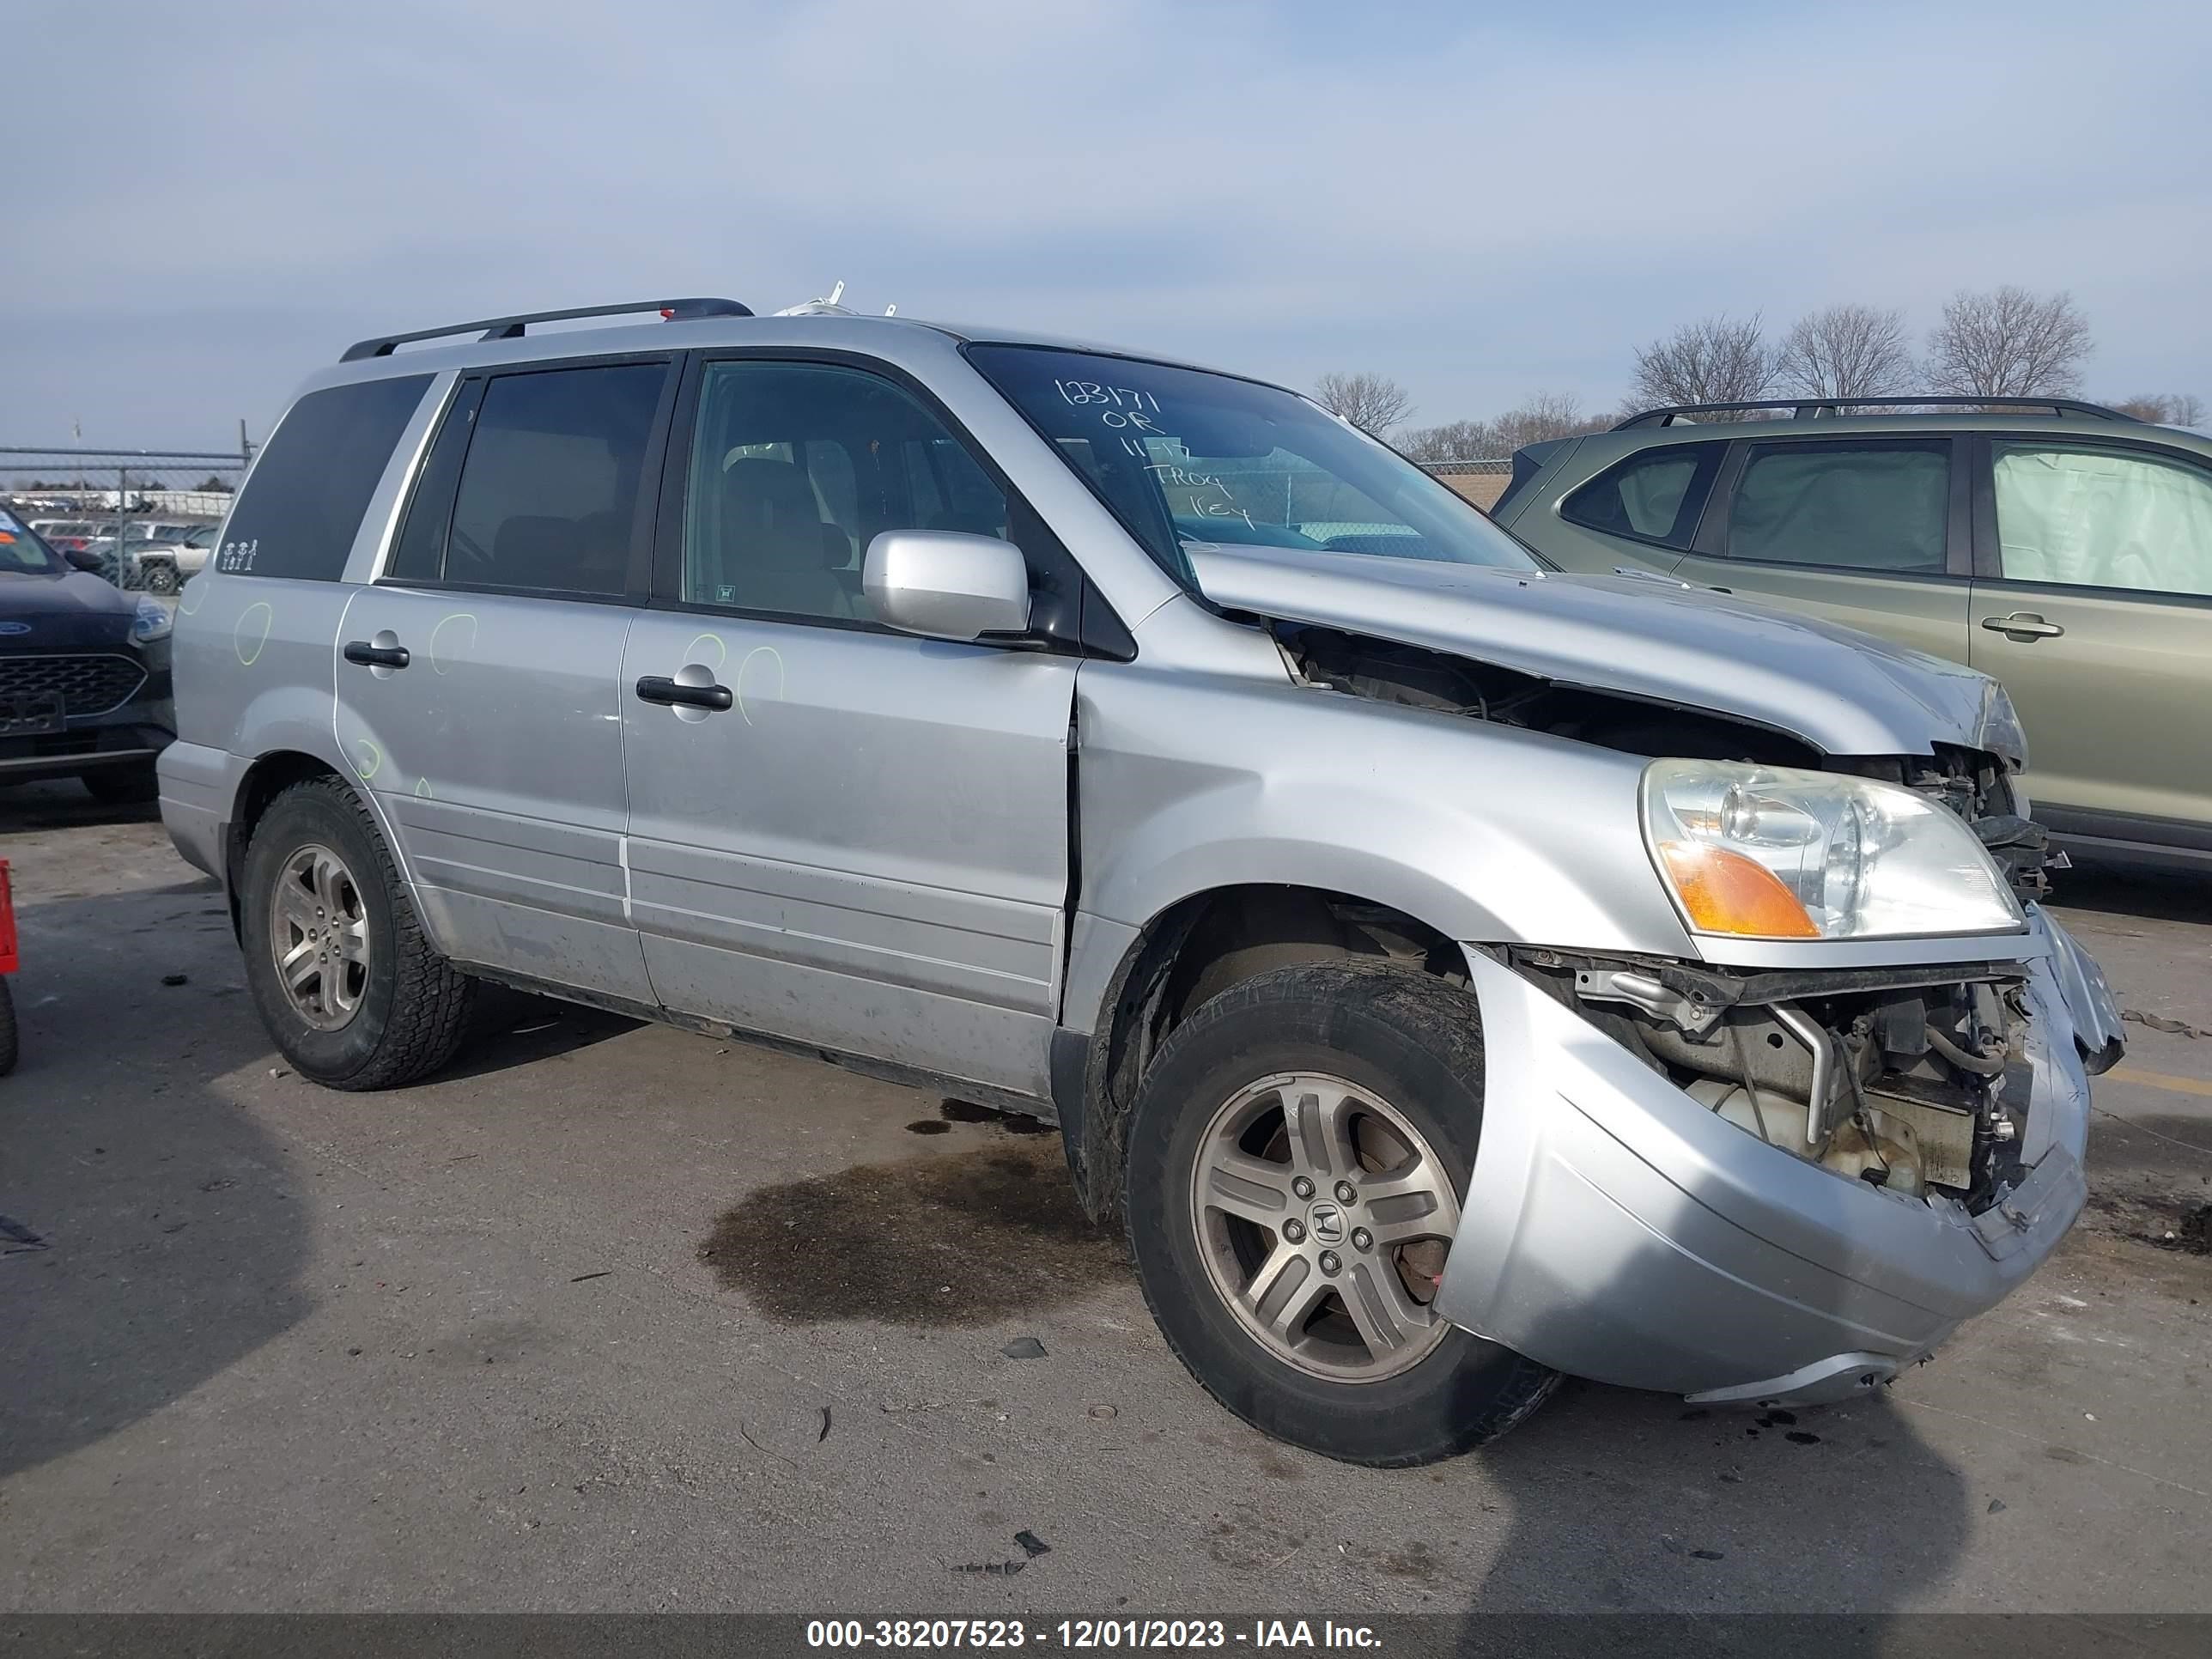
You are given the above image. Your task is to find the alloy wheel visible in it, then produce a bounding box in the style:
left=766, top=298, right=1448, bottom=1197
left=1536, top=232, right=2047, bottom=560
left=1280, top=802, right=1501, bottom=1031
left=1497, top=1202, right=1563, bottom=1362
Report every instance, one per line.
left=269, top=842, right=370, bottom=1030
left=1189, top=1071, right=1461, bottom=1382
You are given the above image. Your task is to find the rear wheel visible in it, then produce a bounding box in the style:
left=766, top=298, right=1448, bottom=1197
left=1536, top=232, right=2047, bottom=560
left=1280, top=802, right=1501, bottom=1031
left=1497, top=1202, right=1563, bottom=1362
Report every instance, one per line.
left=142, top=560, right=180, bottom=594
left=1124, top=959, right=1558, bottom=1466
left=240, top=779, right=476, bottom=1089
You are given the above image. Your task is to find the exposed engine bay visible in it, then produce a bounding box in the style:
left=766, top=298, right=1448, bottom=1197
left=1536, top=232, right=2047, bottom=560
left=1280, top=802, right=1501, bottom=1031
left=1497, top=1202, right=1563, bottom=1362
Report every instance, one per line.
left=1510, top=949, right=2033, bottom=1213
left=1275, top=623, right=2055, bottom=901
left=1273, top=620, right=2056, bottom=1214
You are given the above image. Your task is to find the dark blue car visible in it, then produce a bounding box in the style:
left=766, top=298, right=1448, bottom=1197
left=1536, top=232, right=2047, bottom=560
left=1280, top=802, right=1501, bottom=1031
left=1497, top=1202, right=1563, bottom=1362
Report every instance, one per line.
left=0, top=507, right=174, bottom=803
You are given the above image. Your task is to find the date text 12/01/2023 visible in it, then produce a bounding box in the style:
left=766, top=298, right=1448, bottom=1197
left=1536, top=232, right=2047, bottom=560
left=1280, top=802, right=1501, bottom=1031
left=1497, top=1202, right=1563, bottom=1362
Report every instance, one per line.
left=805, top=1618, right=1382, bottom=1649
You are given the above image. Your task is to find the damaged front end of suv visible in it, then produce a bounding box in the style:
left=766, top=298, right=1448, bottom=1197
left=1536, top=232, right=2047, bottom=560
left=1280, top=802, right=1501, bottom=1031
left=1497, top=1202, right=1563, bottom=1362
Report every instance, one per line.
left=1182, top=546, right=2124, bottom=1407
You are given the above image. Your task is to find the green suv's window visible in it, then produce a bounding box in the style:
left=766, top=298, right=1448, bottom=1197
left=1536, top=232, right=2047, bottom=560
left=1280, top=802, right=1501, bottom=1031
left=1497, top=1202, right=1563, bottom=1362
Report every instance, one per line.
left=1726, top=441, right=1948, bottom=572
left=1993, top=443, right=2212, bottom=599
left=1559, top=444, right=1723, bottom=548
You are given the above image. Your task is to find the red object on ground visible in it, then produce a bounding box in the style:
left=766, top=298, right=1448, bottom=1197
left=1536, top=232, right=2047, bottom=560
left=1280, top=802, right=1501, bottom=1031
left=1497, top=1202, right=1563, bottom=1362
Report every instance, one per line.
left=0, top=860, right=16, bottom=975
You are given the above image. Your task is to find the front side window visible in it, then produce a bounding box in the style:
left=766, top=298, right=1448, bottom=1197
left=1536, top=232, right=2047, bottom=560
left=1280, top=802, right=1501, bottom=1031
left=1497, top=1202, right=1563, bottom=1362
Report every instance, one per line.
left=1560, top=444, right=1723, bottom=549
left=681, top=361, right=1010, bottom=623
left=966, top=345, right=1539, bottom=586
left=444, top=363, right=667, bottom=597
left=1992, top=442, right=2212, bottom=598
left=1724, top=441, right=1950, bottom=573
left=216, top=374, right=431, bottom=580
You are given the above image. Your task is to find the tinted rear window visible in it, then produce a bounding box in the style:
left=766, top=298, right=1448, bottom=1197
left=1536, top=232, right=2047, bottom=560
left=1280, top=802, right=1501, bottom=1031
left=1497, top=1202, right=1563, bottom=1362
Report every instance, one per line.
left=443, top=363, right=666, bottom=597
left=1560, top=442, right=1723, bottom=550
left=217, top=375, right=431, bottom=579
left=1725, top=442, right=1948, bottom=572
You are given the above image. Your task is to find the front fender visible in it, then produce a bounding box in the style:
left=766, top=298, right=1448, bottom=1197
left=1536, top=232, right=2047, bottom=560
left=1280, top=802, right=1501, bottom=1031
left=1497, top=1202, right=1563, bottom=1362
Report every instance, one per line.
left=1073, top=662, right=1696, bottom=962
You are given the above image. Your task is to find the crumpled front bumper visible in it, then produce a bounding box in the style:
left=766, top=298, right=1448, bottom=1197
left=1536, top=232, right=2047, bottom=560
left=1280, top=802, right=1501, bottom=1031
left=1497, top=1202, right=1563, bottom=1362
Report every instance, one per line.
left=1436, top=911, right=2112, bottom=1405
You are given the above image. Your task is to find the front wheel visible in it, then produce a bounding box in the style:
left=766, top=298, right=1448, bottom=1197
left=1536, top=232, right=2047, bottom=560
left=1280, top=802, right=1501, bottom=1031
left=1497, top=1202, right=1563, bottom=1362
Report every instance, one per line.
left=1124, top=959, right=1558, bottom=1466
left=239, top=779, right=477, bottom=1089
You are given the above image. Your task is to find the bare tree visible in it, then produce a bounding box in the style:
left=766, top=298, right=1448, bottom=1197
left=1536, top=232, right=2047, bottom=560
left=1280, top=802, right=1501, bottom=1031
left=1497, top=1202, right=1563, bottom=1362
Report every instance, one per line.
left=1923, top=287, right=2092, bottom=399
left=1396, top=419, right=1491, bottom=462
left=1312, top=371, right=1414, bottom=435
left=1630, top=313, right=1772, bottom=411
left=1774, top=304, right=1913, bottom=400
left=1401, top=393, right=1612, bottom=462
left=1487, top=391, right=1607, bottom=453
left=2110, top=392, right=2207, bottom=427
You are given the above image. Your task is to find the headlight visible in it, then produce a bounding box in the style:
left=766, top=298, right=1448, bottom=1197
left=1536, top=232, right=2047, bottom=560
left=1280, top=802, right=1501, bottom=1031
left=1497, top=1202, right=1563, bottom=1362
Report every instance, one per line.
left=1641, top=759, right=2024, bottom=941
left=131, top=595, right=173, bottom=644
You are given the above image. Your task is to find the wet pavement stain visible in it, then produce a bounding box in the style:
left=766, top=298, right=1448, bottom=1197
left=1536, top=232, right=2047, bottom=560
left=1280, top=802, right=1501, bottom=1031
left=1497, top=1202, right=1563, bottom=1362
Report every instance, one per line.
left=939, top=1097, right=1054, bottom=1134
left=698, top=1137, right=1126, bottom=1326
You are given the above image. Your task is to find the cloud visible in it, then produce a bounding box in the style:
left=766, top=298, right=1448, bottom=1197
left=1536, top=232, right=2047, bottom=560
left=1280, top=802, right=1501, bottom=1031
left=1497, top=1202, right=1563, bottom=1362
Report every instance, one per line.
left=5, top=0, right=2207, bottom=445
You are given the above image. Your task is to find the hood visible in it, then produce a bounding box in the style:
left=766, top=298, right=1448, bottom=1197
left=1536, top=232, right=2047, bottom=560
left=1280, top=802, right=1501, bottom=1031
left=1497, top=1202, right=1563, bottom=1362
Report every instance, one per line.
left=1188, top=546, right=2021, bottom=764
left=0, top=567, right=137, bottom=651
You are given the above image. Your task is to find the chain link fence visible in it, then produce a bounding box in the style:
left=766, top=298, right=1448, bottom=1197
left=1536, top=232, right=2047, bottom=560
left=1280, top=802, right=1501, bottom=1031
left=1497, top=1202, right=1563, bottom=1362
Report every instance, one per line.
left=3, top=444, right=250, bottom=591
left=1419, top=457, right=1512, bottom=511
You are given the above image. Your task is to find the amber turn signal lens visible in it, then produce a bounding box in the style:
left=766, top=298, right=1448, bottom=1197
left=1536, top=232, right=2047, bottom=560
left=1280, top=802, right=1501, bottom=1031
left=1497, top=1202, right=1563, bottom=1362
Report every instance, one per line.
left=1656, top=841, right=1820, bottom=939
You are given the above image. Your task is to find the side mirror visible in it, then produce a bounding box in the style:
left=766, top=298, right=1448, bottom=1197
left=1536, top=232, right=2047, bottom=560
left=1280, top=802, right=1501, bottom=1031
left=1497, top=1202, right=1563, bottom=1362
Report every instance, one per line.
left=863, top=530, right=1031, bottom=643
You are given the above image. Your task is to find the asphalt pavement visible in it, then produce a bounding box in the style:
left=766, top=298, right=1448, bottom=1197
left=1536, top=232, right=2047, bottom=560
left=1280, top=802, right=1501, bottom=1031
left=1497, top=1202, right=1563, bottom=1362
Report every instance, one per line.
left=2, top=782, right=2207, bottom=1615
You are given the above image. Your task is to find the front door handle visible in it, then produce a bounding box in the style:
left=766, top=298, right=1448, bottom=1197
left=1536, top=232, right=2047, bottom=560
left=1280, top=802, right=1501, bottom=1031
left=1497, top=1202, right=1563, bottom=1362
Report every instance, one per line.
left=1980, top=612, right=2065, bottom=641
left=343, top=640, right=411, bottom=669
left=635, top=674, right=733, bottom=712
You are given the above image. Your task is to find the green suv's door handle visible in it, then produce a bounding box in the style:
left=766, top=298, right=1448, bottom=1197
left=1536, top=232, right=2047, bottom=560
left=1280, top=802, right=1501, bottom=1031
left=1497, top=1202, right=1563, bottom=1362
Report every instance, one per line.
left=1980, top=612, right=2065, bottom=641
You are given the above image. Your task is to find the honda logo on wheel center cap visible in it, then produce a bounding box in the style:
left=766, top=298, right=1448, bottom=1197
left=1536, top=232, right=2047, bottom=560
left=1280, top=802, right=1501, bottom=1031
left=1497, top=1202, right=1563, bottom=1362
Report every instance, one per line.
left=1306, top=1202, right=1346, bottom=1246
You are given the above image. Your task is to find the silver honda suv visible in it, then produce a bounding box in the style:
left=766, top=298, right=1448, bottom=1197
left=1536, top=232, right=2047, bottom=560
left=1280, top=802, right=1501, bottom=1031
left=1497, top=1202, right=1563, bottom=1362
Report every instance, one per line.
left=159, top=297, right=2124, bottom=1466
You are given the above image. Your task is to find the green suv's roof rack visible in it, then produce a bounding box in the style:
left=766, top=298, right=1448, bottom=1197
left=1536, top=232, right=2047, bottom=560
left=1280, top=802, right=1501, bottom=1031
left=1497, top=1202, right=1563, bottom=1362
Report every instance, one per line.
left=341, top=298, right=754, bottom=362
left=1613, top=396, right=2139, bottom=429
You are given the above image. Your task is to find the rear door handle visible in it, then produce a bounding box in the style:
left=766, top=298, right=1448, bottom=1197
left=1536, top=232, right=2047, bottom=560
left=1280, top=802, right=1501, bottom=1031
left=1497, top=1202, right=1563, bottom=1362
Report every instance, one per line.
left=343, top=640, right=411, bottom=669
left=1980, top=613, right=2065, bottom=641
left=635, top=674, right=733, bottom=711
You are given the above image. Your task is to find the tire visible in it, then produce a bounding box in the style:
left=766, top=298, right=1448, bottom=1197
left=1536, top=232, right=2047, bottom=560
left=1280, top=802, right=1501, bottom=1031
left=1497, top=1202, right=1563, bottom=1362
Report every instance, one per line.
left=0, top=979, right=16, bottom=1076
left=239, top=778, right=476, bottom=1090
left=143, top=561, right=179, bottom=594
left=1124, top=958, right=1559, bottom=1466
left=82, top=762, right=160, bottom=805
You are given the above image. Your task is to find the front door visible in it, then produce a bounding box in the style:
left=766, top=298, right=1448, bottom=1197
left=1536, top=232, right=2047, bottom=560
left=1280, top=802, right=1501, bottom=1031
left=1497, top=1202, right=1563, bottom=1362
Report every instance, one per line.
left=337, top=357, right=675, bottom=1003
left=622, top=356, right=1077, bottom=1097
left=1672, top=435, right=1974, bottom=667
left=1968, top=435, right=2212, bottom=843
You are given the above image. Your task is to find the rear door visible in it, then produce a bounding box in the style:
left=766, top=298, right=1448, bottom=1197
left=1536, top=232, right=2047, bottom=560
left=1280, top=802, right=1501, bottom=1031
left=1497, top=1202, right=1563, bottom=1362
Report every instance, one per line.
left=621, top=353, right=1078, bottom=1097
left=1671, top=435, right=1973, bottom=665
left=337, top=355, right=677, bottom=1003
left=1967, top=434, right=2212, bottom=846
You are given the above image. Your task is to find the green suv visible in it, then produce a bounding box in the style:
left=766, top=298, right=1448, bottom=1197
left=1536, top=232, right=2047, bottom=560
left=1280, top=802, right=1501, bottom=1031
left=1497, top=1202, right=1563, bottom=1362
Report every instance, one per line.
left=1494, top=398, right=2212, bottom=867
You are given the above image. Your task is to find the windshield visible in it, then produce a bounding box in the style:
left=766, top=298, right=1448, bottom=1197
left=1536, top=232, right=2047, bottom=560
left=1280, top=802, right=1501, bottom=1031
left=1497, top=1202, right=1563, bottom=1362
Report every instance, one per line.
left=0, top=509, right=64, bottom=574
left=966, top=344, right=1538, bottom=588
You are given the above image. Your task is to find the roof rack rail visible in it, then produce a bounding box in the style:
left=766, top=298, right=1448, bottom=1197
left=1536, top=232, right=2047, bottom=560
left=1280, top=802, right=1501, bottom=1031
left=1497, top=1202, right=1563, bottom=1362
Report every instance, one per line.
left=340, top=298, right=754, bottom=362
left=1613, top=396, right=2140, bottom=429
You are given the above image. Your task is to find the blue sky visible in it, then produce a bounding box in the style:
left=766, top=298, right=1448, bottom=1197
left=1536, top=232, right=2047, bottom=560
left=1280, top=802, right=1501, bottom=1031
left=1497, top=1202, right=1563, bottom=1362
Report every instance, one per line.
left=6, top=0, right=2209, bottom=450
